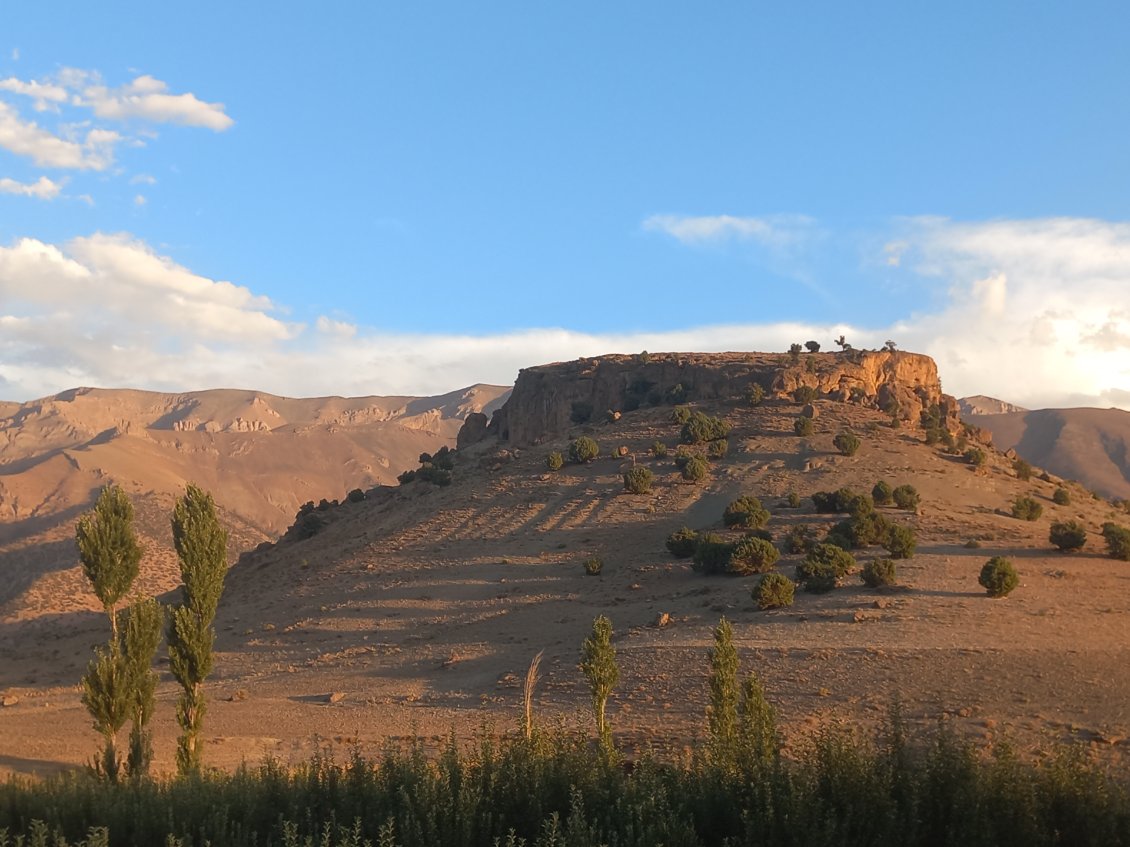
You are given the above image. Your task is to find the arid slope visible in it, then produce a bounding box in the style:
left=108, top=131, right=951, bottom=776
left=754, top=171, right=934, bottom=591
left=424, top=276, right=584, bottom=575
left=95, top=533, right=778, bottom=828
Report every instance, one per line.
left=2, top=361, right=1128, bottom=777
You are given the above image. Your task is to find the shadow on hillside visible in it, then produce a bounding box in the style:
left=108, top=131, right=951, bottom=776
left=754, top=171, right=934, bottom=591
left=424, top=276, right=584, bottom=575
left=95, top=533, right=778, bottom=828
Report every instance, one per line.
left=0, top=536, right=88, bottom=608
left=0, top=608, right=105, bottom=688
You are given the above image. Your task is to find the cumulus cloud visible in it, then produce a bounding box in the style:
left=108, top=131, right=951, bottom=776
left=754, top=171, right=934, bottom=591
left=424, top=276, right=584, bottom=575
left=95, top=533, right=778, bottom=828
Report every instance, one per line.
left=81, top=74, right=233, bottom=131
left=643, top=213, right=815, bottom=247
left=0, top=175, right=62, bottom=199
left=1, top=222, right=1128, bottom=411
left=0, top=101, right=119, bottom=169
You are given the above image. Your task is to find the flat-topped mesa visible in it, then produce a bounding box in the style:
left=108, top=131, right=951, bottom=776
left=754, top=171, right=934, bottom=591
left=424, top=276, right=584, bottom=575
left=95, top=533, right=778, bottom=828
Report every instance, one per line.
left=468, top=350, right=961, bottom=447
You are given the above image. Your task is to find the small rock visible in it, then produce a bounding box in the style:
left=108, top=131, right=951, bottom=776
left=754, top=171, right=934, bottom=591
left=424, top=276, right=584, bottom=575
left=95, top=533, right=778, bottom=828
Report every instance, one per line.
left=654, top=612, right=671, bottom=628
left=873, top=598, right=891, bottom=609
left=1, top=695, right=18, bottom=707
left=326, top=692, right=345, bottom=704
left=616, top=445, right=629, bottom=457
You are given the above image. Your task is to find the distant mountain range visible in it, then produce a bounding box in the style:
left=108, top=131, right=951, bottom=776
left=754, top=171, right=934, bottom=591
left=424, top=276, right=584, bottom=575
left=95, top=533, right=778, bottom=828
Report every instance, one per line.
left=0, top=384, right=509, bottom=614
left=960, top=396, right=1130, bottom=501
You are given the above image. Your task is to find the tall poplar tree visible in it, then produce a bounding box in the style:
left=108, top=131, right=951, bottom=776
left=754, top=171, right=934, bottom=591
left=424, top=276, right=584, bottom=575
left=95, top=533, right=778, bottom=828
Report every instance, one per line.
left=707, top=616, right=739, bottom=767
left=167, top=484, right=228, bottom=775
left=580, top=615, right=619, bottom=747
left=76, top=484, right=142, bottom=640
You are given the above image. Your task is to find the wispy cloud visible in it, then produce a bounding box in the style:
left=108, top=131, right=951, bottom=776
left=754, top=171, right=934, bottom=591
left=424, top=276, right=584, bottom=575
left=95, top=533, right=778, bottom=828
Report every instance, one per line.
left=0, top=101, right=119, bottom=169
left=81, top=74, right=233, bottom=131
left=642, top=213, right=815, bottom=247
left=0, top=175, right=63, bottom=199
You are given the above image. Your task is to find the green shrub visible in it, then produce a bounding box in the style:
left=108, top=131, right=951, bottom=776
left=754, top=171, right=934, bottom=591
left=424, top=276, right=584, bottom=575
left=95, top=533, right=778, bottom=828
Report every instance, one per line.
left=1053, top=487, right=1071, bottom=506
left=568, top=436, right=600, bottom=464
left=681, top=411, right=731, bottom=444
left=583, top=556, right=603, bottom=576
left=861, top=558, right=897, bottom=588
left=623, top=466, right=654, bottom=494
left=793, top=386, right=817, bottom=404
left=745, top=384, right=765, bottom=406
left=650, top=440, right=668, bottom=458
left=785, top=490, right=801, bottom=508
left=672, top=404, right=692, bottom=424
left=782, top=524, right=814, bottom=554
left=964, top=539, right=982, bottom=549
left=692, top=533, right=734, bottom=575
left=793, top=416, right=814, bottom=436
left=831, top=511, right=892, bottom=549
left=872, top=480, right=893, bottom=506
left=833, top=431, right=861, bottom=457
left=1101, top=522, right=1130, bottom=561
left=796, top=543, right=855, bottom=589
left=681, top=456, right=708, bottom=483
left=812, top=487, right=859, bottom=513
left=397, top=469, right=416, bottom=485
left=964, top=447, right=987, bottom=468
left=707, top=438, right=729, bottom=459
left=666, top=527, right=699, bottom=558
left=1013, top=458, right=1032, bottom=481
left=729, top=536, right=780, bottom=575
left=1011, top=496, right=1043, bottom=521
left=546, top=451, right=564, bottom=471
left=883, top=524, right=917, bottom=559
left=723, top=496, right=770, bottom=530
left=1049, top=520, right=1086, bottom=552
left=893, top=484, right=920, bottom=511
left=847, top=493, right=875, bottom=518
left=753, top=572, right=795, bottom=610
left=979, top=556, right=1019, bottom=597
left=418, top=464, right=453, bottom=486
left=666, top=383, right=689, bottom=404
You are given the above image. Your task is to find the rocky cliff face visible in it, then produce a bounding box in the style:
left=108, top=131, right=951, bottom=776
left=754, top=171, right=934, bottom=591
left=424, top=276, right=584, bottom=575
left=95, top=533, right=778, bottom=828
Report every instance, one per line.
left=468, top=350, right=961, bottom=447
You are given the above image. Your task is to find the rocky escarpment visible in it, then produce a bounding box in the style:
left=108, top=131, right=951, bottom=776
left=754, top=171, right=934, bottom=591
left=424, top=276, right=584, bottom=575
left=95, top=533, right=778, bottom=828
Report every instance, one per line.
left=464, top=350, right=962, bottom=448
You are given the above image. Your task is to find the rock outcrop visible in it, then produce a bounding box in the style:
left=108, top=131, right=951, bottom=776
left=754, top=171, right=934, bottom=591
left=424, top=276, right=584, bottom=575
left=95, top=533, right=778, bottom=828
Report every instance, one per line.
left=466, top=350, right=961, bottom=447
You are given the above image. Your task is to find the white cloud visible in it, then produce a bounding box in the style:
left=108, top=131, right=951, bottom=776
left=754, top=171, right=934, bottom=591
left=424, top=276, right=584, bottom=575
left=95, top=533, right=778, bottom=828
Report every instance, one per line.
left=129, top=173, right=156, bottom=185
left=0, top=101, right=119, bottom=169
left=0, top=77, right=68, bottom=111
left=82, top=74, right=233, bottom=131
left=0, top=223, right=1127, bottom=412
left=0, top=175, right=63, bottom=199
left=643, top=213, right=814, bottom=247
left=133, top=193, right=146, bottom=206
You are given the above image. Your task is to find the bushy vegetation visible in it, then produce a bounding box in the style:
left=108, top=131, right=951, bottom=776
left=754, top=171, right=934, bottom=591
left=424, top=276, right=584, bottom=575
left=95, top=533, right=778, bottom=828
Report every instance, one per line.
left=812, top=487, right=861, bottom=514
left=796, top=543, right=856, bottom=592
left=785, top=490, right=801, bottom=508
left=729, top=536, right=780, bottom=575
left=1012, top=495, right=1043, bottom=521
left=833, top=431, right=861, bottom=456
left=793, top=385, right=817, bottom=404
left=680, top=411, right=731, bottom=444
left=883, top=524, right=917, bottom=559
left=1053, top=487, right=1072, bottom=506
left=1049, top=520, right=1087, bottom=552
left=1013, top=457, right=1033, bottom=480
left=692, top=532, right=735, bottom=575
left=861, top=558, right=897, bottom=587
left=782, top=523, right=814, bottom=554
left=723, top=496, right=770, bottom=530
left=622, top=466, right=654, bottom=494
left=892, top=484, right=920, bottom=511
left=568, top=436, right=599, bottom=464
left=666, top=526, right=700, bottom=558
left=672, top=404, right=692, bottom=424
left=964, top=447, right=987, bottom=468
left=979, top=556, right=1019, bottom=597
left=793, top=416, right=814, bottom=436
left=752, top=572, right=795, bottom=609
left=650, top=440, right=667, bottom=458
left=707, top=438, right=729, bottom=459
left=1102, top=522, right=1130, bottom=560
left=681, top=455, right=709, bottom=483
left=583, top=556, right=603, bottom=576
left=745, top=383, right=765, bottom=406
left=872, top=480, right=894, bottom=505
left=5, top=655, right=1130, bottom=846
left=546, top=451, right=564, bottom=471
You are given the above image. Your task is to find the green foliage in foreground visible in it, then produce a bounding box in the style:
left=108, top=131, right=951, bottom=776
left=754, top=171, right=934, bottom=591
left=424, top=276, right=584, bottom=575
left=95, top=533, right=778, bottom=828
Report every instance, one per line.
left=3, top=716, right=1129, bottom=846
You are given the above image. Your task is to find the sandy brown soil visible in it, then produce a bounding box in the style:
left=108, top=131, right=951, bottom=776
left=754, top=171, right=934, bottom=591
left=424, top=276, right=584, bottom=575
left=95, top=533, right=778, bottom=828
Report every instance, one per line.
left=3, top=396, right=1130, bottom=778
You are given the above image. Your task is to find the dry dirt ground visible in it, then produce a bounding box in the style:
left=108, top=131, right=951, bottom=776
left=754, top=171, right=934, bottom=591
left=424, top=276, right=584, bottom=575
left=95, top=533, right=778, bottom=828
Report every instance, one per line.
left=3, top=397, right=1130, bottom=778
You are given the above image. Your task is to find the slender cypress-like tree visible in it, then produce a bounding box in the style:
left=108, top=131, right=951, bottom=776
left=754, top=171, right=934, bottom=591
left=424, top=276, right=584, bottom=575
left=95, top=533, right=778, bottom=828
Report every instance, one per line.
left=76, top=484, right=142, bottom=640
left=580, top=615, right=619, bottom=747
left=167, top=484, right=228, bottom=775
left=80, top=643, right=130, bottom=781
left=738, top=671, right=778, bottom=771
left=119, top=597, right=164, bottom=779
left=707, top=616, right=739, bottom=767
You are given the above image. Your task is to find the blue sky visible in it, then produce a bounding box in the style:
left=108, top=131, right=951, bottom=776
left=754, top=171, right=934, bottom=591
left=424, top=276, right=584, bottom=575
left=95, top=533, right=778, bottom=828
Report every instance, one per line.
left=0, top=3, right=1128, bottom=408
